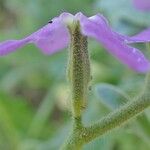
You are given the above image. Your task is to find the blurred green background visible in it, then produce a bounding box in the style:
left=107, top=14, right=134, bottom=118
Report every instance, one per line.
left=0, top=0, right=150, bottom=149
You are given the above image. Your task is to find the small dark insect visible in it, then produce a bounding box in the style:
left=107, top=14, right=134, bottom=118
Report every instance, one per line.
left=48, top=20, right=53, bottom=23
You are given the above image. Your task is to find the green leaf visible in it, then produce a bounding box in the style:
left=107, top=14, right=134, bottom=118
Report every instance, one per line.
left=95, top=0, right=150, bottom=34
left=95, top=83, right=129, bottom=110
left=84, top=135, right=113, bottom=150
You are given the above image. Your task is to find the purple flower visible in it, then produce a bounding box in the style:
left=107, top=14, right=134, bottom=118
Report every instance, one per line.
left=0, top=12, right=150, bottom=73
left=133, top=0, right=150, bottom=11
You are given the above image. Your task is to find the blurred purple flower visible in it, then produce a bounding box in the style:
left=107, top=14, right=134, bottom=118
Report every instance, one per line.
left=0, top=12, right=150, bottom=73
left=133, top=0, right=150, bottom=11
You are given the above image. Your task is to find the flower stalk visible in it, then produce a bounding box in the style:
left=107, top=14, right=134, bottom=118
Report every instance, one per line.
left=61, top=21, right=91, bottom=150
left=84, top=88, right=150, bottom=143
left=62, top=73, right=150, bottom=150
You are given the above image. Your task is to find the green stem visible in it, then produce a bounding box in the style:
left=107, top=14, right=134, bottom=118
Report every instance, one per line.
left=61, top=73, right=150, bottom=149
left=61, top=118, right=86, bottom=150
left=84, top=92, right=150, bottom=143
left=86, top=72, right=150, bottom=141
left=62, top=21, right=90, bottom=150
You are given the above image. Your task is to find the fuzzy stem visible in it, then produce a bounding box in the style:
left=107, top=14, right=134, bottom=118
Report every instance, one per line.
left=62, top=90, right=150, bottom=149
left=84, top=73, right=150, bottom=142
left=61, top=73, right=150, bottom=149
left=84, top=92, right=150, bottom=143
left=61, top=21, right=90, bottom=150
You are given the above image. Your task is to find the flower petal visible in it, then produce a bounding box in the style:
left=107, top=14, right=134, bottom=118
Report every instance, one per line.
left=127, top=28, right=150, bottom=43
left=0, top=14, right=70, bottom=56
left=78, top=13, right=150, bottom=73
left=0, top=39, right=30, bottom=56
left=30, top=22, right=70, bottom=55
left=133, top=0, right=150, bottom=11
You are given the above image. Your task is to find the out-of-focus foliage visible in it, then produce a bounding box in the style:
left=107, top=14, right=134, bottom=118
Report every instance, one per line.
left=95, top=0, right=150, bottom=34
left=0, top=0, right=149, bottom=149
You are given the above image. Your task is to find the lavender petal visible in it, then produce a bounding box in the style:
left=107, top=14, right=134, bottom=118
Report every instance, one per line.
left=78, top=13, right=150, bottom=73
left=127, top=28, right=150, bottom=43
left=0, top=15, right=70, bottom=56
left=0, top=39, right=30, bottom=56
left=133, top=0, right=150, bottom=11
